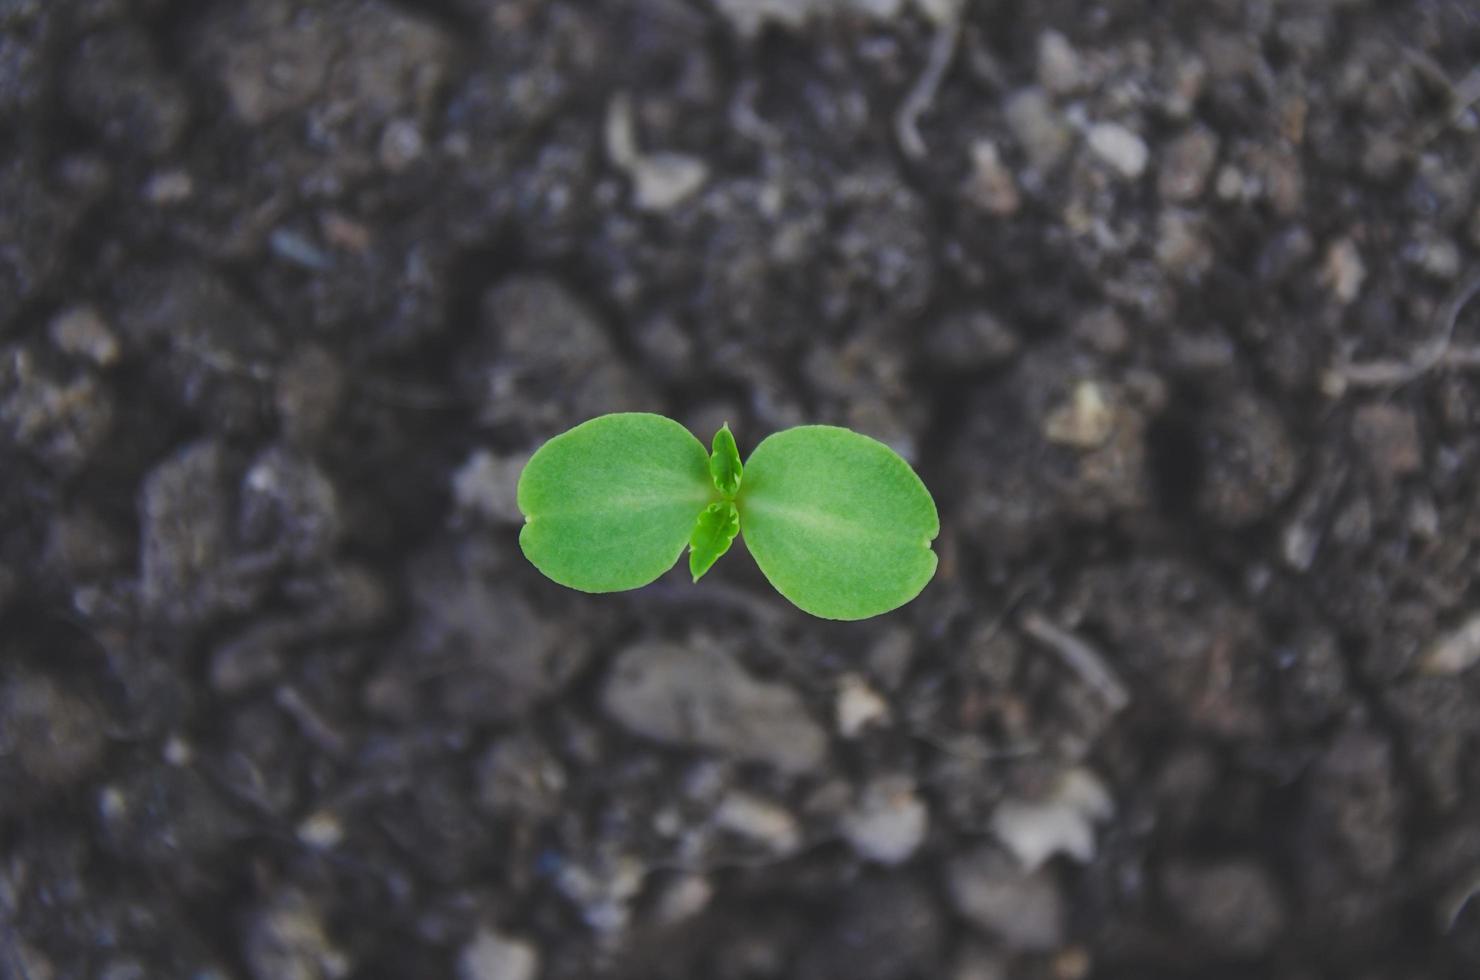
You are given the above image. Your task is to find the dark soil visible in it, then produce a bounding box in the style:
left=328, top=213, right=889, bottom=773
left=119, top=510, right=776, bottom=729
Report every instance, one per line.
left=4, top=1, right=1480, bottom=978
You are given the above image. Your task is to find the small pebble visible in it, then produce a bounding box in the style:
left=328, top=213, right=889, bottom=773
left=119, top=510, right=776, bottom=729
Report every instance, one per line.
left=835, top=673, right=891, bottom=738
left=633, top=153, right=709, bottom=211
left=296, top=811, right=344, bottom=849
left=476, top=733, right=567, bottom=818
left=840, top=775, right=928, bottom=865
left=1086, top=122, right=1149, bottom=179
left=1052, top=948, right=1093, bottom=980
left=452, top=449, right=528, bottom=524
left=1421, top=613, right=1480, bottom=676
left=48, top=305, right=119, bottom=367
left=605, top=93, right=708, bottom=211
left=965, top=139, right=1020, bottom=215
left=1006, top=88, right=1073, bottom=172
left=458, top=929, right=539, bottom=980
left=162, top=735, right=192, bottom=766
left=142, top=169, right=193, bottom=204
left=1407, top=494, right=1439, bottom=540
left=554, top=857, right=645, bottom=935
left=653, top=874, right=714, bottom=926
left=1155, top=210, right=1213, bottom=279
left=1215, top=164, right=1249, bottom=201
left=245, top=892, right=350, bottom=980
left=602, top=639, right=827, bottom=775
left=1196, top=394, right=1300, bottom=528
left=1, top=347, right=115, bottom=475
left=1044, top=381, right=1115, bottom=449
left=0, top=672, right=106, bottom=791
left=269, top=228, right=332, bottom=271
left=991, top=768, right=1113, bottom=871
left=714, top=791, right=801, bottom=854
left=378, top=118, right=425, bottom=173
left=319, top=212, right=372, bottom=253
left=1320, top=238, right=1366, bottom=304
left=1415, top=236, right=1461, bottom=280
left=1036, top=30, right=1084, bottom=96
left=947, top=846, right=1065, bottom=951
left=1161, top=52, right=1207, bottom=119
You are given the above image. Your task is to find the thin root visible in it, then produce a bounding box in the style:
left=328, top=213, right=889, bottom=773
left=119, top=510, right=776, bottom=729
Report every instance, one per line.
left=1440, top=864, right=1480, bottom=932
left=1326, top=269, right=1480, bottom=393
left=1021, top=611, right=1132, bottom=713
left=896, top=12, right=961, bottom=161
left=908, top=727, right=1042, bottom=761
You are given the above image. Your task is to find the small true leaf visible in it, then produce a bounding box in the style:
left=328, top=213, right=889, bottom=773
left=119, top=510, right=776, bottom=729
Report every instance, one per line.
left=517, top=413, right=712, bottom=592
left=709, top=423, right=743, bottom=497
left=739, top=426, right=938, bottom=620
left=688, top=500, right=740, bottom=582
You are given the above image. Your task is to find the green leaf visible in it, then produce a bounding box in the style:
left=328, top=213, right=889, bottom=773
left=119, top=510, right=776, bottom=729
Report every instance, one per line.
left=688, top=500, right=740, bottom=582
left=738, top=426, right=938, bottom=620
left=517, top=413, right=713, bottom=592
left=709, top=422, right=743, bottom=497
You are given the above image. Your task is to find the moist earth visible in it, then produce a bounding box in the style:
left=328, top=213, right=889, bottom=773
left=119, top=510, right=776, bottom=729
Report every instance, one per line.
left=3, top=1, right=1480, bottom=978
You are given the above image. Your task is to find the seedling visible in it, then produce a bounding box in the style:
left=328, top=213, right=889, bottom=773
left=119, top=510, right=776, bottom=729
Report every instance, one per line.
left=516, top=413, right=939, bottom=620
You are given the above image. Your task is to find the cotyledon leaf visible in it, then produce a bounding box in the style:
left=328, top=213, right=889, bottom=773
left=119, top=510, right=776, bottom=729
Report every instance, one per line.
left=517, top=413, right=713, bottom=592
left=738, top=426, right=938, bottom=620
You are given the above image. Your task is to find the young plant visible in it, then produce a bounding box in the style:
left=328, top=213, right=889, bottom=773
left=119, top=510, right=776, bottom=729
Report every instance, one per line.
left=516, top=413, right=938, bottom=620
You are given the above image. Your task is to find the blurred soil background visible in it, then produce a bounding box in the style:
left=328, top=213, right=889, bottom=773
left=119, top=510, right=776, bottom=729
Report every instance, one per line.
left=3, top=0, right=1480, bottom=977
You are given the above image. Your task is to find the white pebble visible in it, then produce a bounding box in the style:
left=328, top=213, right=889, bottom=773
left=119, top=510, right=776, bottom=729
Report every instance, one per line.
left=841, top=776, right=928, bottom=865
left=296, top=811, right=344, bottom=850
left=653, top=874, right=714, bottom=926
left=1036, top=30, right=1083, bottom=95
left=48, top=306, right=119, bottom=367
left=1043, top=381, right=1114, bottom=449
left=457, top=929, right=539, bottom=980
left=714, top=791, right=801, bottom=854
left=1321, top=238, right=1366, bottom=304
left=1087, top=122, right=1149, bottom=179
left=1421, top=613, right=1480, bottom=675
left=633, top=153, right=708, bottom=212
left=452, top=449, right=527, bottom=524
left=835, top=673, right=891, bottom=738
left=991, top=767, right=1113, bottom=871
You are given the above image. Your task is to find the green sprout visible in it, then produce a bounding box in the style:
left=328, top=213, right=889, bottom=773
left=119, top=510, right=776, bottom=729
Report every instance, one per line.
left=516, top=413, right=939, bottom=620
